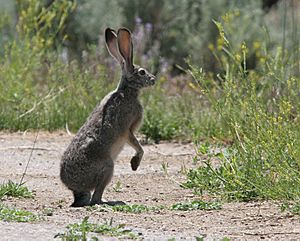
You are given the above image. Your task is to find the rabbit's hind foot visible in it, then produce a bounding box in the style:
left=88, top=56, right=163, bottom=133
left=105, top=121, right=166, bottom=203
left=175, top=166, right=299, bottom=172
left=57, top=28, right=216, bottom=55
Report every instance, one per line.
left=71, top=191, right=91, bottom=207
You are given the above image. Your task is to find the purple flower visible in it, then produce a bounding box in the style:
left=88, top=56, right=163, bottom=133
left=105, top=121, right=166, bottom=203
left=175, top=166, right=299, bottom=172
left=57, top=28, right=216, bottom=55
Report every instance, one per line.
left=135, top=17, right=142, bottom=24
left=145, top=23, right=152, bottom=32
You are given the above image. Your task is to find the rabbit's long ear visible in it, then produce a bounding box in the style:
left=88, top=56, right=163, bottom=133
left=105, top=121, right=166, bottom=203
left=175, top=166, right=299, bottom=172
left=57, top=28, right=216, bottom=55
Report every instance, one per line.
left=105, top=28, right=123, bottom=63
left=117, top=28, right=134, bottom=73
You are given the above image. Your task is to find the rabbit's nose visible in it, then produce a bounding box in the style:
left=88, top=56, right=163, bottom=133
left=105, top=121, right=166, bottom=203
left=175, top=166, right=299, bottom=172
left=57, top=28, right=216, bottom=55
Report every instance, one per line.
left=149, top=76, right=156, bottom=85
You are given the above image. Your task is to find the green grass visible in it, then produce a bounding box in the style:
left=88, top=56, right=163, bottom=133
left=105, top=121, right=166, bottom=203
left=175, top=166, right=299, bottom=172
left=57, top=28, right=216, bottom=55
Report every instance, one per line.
left=141, top=86, right=224, bottom=142
left=0, top=205, right=39, bottom=222
left=170, top=200, right=222, bottom=211
left=0, top=182, right=36, bottom=222
left=0, top=51, right=114, bottom=132
left=0, top=181, right=33, bottom=200
left=111, top=204, right=164, bottom=213
left=111, top=204, right=154, bottom=213
left=281, top=202, right=300, bottom=215
left=55, top=217, right=137, bottom=240
left=112, top=181, right=122, bottom=193
left=87, top=203, right=164, bottom=214
left=87, top=201, right=221, bottom=214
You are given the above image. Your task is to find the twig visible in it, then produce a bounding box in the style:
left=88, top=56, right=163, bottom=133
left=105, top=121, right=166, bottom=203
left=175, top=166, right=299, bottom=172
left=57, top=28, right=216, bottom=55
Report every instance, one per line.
left=65, top=122, right=72, bottom=136
left=19, top=131, right=39, bottom=185
left=18, top=103, right=37, bottom=119
left=0, top=146, right=56, bottom=152
left=17, top=87, right=65, bottom=119
left=234, top=123, right=247, bottom=153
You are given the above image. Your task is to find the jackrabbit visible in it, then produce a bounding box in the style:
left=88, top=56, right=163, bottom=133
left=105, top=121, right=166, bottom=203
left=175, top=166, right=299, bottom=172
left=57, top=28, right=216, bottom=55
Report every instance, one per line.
left=60, top=28, right=155, bottom=207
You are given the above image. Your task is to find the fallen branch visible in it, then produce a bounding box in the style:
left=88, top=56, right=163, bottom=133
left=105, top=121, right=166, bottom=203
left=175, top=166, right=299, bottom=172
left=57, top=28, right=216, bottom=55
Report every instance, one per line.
left=0, top=146, right=57, bottom=152
left=19, top=131, right=39, bottom=185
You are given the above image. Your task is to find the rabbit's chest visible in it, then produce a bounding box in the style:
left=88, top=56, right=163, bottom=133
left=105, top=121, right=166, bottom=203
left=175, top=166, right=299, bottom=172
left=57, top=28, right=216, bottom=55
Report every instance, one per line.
left=118, top=97, right=143, bottom=121
left=102, top=92, right=143, bottom=132
left=110, top=135, right=127, bottom=161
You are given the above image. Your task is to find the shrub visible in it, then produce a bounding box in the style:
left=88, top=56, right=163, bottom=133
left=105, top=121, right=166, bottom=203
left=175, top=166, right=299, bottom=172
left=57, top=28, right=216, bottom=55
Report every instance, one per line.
left=185, top=12, right=300, bottom=201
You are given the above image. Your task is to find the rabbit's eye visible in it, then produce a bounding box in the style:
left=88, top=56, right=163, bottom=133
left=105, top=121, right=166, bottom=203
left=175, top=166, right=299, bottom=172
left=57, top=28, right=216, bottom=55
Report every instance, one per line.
left=138, top=69, right=146, bottom=75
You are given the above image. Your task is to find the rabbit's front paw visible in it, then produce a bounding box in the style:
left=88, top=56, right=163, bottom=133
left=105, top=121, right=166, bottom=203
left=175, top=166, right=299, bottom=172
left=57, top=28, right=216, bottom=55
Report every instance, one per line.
left=130, top=156, right=141, bottom=171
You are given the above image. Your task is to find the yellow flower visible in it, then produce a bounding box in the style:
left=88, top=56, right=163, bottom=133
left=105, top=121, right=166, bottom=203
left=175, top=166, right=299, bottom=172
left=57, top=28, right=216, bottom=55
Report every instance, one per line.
left=234, top=10, right=240, bottom=17
left=241, top=42, right=248, bottom=54
left=217, top=38, right=224, bottom=51
left=189, top=82, right=197, bottom=90
left=208, top=43, right=214, bottom=51
left=259, top=57, right=266, bottom=64
left=235, top=54, right=241, bottom=62
left=253, top=41, right=261, bottom=50
left=222, top=13, right=230, bottom=23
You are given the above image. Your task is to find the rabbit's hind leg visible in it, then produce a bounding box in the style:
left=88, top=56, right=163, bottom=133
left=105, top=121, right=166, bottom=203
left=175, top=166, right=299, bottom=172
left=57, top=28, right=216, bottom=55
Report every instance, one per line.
left=90, top=160, right=114, bottom=206
left=71, top=191, right=91, bottom=207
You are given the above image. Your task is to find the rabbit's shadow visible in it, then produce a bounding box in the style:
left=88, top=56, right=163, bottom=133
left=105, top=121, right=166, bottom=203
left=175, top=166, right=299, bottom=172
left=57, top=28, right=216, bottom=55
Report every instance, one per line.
left=100, top=200, right=126, bottom=206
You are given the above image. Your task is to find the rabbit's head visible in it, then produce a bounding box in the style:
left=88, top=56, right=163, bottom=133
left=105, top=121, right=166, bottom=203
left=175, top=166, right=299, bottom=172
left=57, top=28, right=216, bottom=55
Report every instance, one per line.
left=105, top=28, right=155, bottom=89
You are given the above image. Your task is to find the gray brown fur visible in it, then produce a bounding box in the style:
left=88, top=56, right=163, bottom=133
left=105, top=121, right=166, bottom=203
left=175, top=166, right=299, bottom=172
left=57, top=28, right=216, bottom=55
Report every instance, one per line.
left=60, top=28, right=155, bottom=207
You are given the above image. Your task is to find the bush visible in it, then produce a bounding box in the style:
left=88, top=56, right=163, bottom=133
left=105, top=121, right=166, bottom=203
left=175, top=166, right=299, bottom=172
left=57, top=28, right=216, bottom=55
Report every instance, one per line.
left=185, top=12, right=300, bottom=201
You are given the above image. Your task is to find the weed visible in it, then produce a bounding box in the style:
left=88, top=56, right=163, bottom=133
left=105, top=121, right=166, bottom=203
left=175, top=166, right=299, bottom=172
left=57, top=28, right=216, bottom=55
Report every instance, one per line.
left=180, top=162, right=188, bottom=175
left=281, top=202, right=300, bottom=215
left=88, top=204, right=164, bottom=214
left=167, top=238, right=176, bottom=241
left=170, top=200, right=222, bottom=211
left=192, top=142, right=224, bottom=164
left=112, top=204, right=151, bottom=213
left=161, top=161, right=169, bottom=175
left=112, top=181, right=122, bottom=193
left=55, top=216, right=97, bottom=241
left=89, top=202, right=220, bottom=213
left=42, top=207, right=54, bottom=216
left=112, top=204, right=164, bottom=213
left=0, top=181, right=33, bottom=200
left=0, top=205, right=39, bottom=222
left=55, top=217, right=137, bottom=240
left=220, top=238, right=231, bottom=241
left=141, top=90, right=184, bottom=142
left=85, top=205, right=110, bottom=213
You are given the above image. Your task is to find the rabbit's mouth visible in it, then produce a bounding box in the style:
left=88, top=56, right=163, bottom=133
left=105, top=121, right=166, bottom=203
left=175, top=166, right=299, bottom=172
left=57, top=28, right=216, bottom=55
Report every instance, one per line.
left=146, top=73, right=156, bottom=86
left=133, top=77, right=156, bottom=88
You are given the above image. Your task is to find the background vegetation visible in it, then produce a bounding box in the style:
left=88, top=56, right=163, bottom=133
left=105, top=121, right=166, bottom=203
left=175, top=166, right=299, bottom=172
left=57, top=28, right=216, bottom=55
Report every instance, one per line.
left=0, top=0, right=300, bottom=202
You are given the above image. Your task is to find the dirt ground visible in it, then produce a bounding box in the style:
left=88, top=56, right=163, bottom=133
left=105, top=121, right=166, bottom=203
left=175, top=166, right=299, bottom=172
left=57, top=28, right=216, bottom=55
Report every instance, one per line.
left=0, top=132, right=300, bottom=240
